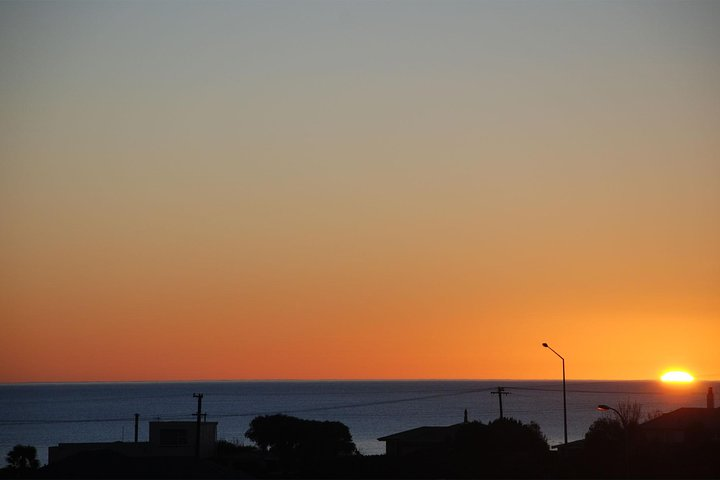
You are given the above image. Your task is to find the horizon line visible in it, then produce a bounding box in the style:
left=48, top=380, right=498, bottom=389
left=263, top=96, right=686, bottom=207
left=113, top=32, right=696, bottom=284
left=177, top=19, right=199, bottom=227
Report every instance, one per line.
left=4, top=377, right=714, bottom=386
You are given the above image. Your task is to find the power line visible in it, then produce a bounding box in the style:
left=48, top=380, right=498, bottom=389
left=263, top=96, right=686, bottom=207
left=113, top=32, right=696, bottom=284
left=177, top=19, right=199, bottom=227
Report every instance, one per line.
left=0, top=387, right=497, bottom=427
left=0, top=414, right=193, bottom=427
left=505, top=386, right=681, bottom=395
left=213, top=387, right=498, bottom=419
left=1, top=384, right=704, bottom=427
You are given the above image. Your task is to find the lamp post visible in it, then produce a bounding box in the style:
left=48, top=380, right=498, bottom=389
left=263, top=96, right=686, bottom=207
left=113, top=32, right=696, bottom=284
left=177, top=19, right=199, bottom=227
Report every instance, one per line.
left=542, top=342, right=567, bottom=444
left=597, top=404, right=629, bottom=476
left=596, top=404, right=626, bottom=426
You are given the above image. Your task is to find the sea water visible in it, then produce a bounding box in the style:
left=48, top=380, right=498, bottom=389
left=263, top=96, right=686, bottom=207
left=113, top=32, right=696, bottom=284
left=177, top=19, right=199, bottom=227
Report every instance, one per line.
left=0, top=380, right=713, bottom=465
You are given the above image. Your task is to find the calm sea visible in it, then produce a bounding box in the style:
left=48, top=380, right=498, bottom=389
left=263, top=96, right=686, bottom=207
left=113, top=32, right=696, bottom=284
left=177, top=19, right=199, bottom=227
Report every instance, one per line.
left=0, top=380, right=713, bottom=465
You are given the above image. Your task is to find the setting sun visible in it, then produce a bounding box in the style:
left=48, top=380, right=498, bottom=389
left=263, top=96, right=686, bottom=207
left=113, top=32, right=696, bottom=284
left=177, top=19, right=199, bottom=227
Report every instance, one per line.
left=661, top=371, right=695, bottom=383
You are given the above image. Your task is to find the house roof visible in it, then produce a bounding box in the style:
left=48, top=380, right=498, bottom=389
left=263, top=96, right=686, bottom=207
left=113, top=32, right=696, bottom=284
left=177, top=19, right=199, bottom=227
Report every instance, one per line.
left=149, top=421, right=218, bottom=426
left=553, top=438, right=585, bottom=450
left=641, top=408, right=720, bottom=431
left=378, top=424, right=465, bottom=443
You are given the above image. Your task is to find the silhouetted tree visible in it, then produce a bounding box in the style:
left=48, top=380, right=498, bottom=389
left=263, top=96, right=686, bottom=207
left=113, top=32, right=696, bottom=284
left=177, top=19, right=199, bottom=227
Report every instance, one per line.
left=583, top=401, right=646, bottom=477
left=615, top=400, right=644, bottom=428
left=5, top=445, right=39, bottom=470
left=486, top=417, right=549, bottom=453
left=245, top=414, right=358, bottom=477
left=449, top=418, right=550, bottom=477
left=586, top=400, right=645, bottom=450
left=246, top=414, right=357, bottom=458
left=586, top=416, right=623, bottom=445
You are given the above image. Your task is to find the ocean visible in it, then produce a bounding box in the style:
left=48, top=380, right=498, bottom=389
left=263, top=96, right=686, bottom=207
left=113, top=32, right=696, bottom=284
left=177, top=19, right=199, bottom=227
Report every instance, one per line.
left=0, top=380, right=713, bottom=466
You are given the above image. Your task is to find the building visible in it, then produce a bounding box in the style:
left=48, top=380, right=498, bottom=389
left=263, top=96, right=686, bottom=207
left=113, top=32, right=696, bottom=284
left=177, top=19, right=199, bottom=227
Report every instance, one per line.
left=640, top=387, right=720, bottom=444
left=378, top=424, right=466, bottom=457
left=149, top=421, right=218, bottom=457
left=48, top=420, right=218, bottom=464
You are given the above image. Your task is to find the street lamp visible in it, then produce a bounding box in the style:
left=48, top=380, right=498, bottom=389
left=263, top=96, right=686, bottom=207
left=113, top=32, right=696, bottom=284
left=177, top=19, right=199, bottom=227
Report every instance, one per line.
left=596, top=404, right=626, bottom=426
left=597, top=404, right=629, bottom=476
left=542, top=342, right=567, bottom=444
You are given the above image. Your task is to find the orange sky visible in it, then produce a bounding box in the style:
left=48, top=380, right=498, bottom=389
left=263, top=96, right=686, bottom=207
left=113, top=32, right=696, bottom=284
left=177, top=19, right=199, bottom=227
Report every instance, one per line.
left=1, top=1, right=719, bottom=383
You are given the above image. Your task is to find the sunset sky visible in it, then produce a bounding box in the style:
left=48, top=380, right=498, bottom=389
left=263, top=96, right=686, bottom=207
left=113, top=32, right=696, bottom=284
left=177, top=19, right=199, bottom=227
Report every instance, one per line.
left=1, top=0, right=719, bottom=383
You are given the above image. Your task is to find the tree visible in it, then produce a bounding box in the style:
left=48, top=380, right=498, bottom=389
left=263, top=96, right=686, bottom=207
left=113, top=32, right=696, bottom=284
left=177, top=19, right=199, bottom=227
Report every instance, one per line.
left=583, top=401, right=647, bottom=477
left=585, top=416, right=624, bottom=450
left=454, top=418, right=549, bottom=456
left=5, top=445, right=39, bottom=471
left=245, top=414, right=358, bottom=458
left=450, top=418, right=550, bottom=477
left=615, top=400, right=644, bottom=429
left=485, top=417, right=549, bottom=453
left=591, top=401, right=645, bottom=440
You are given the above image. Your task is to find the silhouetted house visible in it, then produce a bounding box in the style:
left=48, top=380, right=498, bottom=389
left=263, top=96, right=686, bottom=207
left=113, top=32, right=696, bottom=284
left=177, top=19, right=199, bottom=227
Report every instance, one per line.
left=48, top=420, right=218, bottom=464
left=378, top=424, right=465, bottom=457
left=554, top=438, right=585, bottom=456
left=641, top=387, right=720, bottom=444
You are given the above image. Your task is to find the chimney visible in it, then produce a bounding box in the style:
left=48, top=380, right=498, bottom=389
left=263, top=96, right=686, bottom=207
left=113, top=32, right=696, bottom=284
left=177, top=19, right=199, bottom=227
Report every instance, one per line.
left=708, top=387, right=715, bottom=409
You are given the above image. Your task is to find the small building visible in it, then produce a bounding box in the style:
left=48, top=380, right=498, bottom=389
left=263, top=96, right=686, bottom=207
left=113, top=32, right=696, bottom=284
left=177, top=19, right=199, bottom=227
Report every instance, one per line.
left=553, top=438, right=585, bottom=455
left=378, top=424, right=465, bottom=457
left=149, top=421, right=218, bottom=457
left=49, top=420, right=218, bottom=464
left=640, top=387, right=720, bottom=444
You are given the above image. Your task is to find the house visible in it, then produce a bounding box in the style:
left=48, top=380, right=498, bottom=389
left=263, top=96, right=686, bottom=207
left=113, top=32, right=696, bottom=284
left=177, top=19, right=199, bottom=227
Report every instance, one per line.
left=378, top=424, right=466, bottom=457
left=640, top=387, right=720, bottom=444
left=48, top=420, right=218, bottom=464
left=553, top=438, right=585, bottom=456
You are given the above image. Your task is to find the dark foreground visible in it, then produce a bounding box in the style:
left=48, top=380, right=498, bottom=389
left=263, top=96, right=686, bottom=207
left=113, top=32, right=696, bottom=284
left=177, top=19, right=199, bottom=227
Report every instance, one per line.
left=3, top=409, right=719, bottom=479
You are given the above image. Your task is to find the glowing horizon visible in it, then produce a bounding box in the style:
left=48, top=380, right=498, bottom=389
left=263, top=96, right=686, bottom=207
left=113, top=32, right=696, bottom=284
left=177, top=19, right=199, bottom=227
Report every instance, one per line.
left=3, top=372, right=716, bottom=385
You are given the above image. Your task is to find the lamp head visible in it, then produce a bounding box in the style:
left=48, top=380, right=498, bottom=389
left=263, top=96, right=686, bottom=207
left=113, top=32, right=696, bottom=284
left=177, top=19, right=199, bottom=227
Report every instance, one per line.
left=597, top=404, right=611, bottom=411
left=542, top=343, right=549, bottom=348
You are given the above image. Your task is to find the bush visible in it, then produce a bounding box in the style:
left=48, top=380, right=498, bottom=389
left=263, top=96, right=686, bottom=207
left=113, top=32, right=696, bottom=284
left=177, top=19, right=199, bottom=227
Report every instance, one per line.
left=5, top=445, right=39, bottom=471
left=245, top=414, right=358, bottom=459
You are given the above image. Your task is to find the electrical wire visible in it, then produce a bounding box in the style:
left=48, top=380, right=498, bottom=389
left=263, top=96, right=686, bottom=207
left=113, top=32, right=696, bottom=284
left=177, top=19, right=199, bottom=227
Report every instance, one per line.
left=0, top=383, right=703, bottom=427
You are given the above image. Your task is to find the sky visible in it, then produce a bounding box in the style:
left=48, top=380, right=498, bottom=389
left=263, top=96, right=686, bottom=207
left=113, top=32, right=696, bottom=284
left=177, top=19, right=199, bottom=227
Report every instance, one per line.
left=1, top=0, right=719, bottom=383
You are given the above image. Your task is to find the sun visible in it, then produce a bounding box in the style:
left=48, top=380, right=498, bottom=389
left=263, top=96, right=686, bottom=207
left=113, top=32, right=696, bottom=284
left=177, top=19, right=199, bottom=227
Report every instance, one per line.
left=661, top=371, right=694, bottom=383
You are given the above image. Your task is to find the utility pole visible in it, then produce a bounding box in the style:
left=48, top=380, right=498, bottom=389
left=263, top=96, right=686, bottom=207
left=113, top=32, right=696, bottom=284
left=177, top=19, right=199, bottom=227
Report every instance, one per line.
left=491, top=387, right=510, bottom=419
left=193, top=393, right=204, bottom=458
left=134, top=413, right=139, bottom=443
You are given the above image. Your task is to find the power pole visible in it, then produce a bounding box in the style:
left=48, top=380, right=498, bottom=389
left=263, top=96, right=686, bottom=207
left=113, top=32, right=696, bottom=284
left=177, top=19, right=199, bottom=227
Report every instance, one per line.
left=193, top=393, right=204, bottom=458
left=134, top=413, right=139, bottom=443
left=491, top=387, right=510, bottom=419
